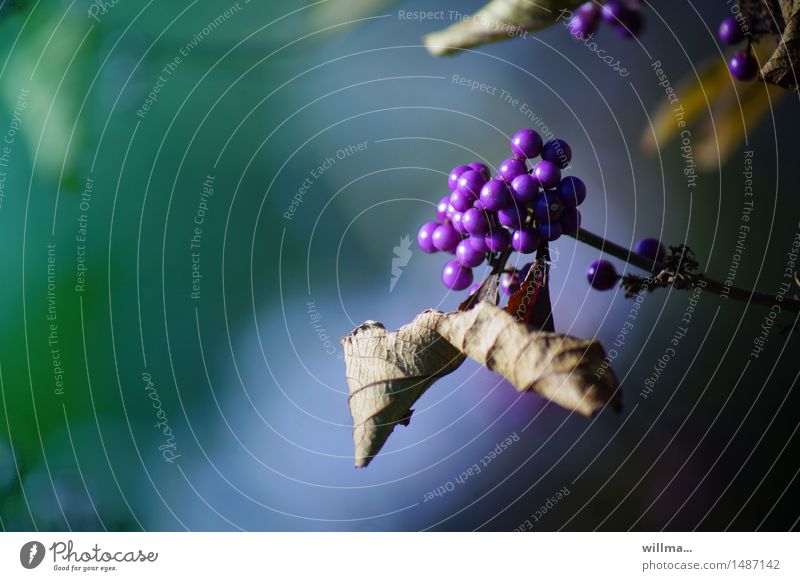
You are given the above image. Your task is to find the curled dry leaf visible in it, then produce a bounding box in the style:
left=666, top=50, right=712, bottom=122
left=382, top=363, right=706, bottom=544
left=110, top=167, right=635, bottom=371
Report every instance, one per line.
left=437, top=301, right=621, bottom=417
left=343, top=310, right=465, bottom=467
left=423, top=0, right=583, bottom=57
left=759, top=0, right=800, bottom=91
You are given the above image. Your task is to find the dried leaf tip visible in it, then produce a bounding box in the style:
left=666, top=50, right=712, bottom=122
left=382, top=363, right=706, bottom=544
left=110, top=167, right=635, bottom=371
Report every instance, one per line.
left=343, top=310, right=465, bottom=467
left=436, top=302, right=621, bottom=417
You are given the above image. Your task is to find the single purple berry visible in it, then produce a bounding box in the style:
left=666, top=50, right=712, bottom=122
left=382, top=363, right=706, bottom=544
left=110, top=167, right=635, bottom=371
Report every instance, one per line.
left=500, top=271, right=521, bottom=296
left=533, top=160, right=562, bottom=189
left=534, top=191, right=565, bottom=223
left=457, top=169, right=487, bottom=199
left=541, top=139, right=572, bottom=169
left=432, top=223, right=461, bottom=252
left=601, top=1, right=627, bottom=24
left=728, top=50, right=758, bottom=81
left=451, top=211, right=468, bottom=235
left=569, top=13, right=598, bottom=38
left=557, top=176, right=586, bottom=208
left=510, top=173, right=539, bottom=205
left=448, top=165, right=471, bottom=191
left=463, top=207, right=489, bottom=235
left=442, top=260, right=473, bottom=291
left=469, top=162, right=491, bottom=178
left=450, top=190, right=472, bottom=212
left=456, top=239, right=485, bottom=268
left=578, top=2, right=600, bottom=18
left=417, top=221, right=439, bottom=253
left=498, top=157, right=528, bottom=182
left=635, top=237, right=666, bottom=264
left=436, top=195, right=450, bottom=222
left=485, top=228, right=511, bottom=252
left=512, top=227, right=540, bottom=254
left=560, top=207, right=581, bottom=235
left=497, top=206, right=524, bottom=229
left=719, top=16, right=745, bottom=45
left=480, top=179, right=513, bottom=211
left=587, top=259, right=619, bottom=291
left=538, top=221, right=563, bottom=242
left=469, top=235, right=489, bottom=253
left=510, top=128, right=543, bottom=159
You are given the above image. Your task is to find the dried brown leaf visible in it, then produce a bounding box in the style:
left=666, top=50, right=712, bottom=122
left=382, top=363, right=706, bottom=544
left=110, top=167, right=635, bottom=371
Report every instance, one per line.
left=343, top=310, right=465, bottom=467
left=761, top=0, right=800, bottom=91
left=437, top=301, right=620, bottom=417
left=423, top=0, right=583, bottom=57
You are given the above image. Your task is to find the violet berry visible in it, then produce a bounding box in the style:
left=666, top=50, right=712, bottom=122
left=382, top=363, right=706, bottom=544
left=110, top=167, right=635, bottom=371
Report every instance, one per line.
left=442, top=260, right=473, bottom=290
left=498, top=157, right=528, bottom=182
left=533, top=160, right=562, bottom=189
left=417, top=221, right=439, bottom=253
left=541, top=139, right=572, bottom=169
left=587, top=259, right=619, bottom=291
left=512, top=227, right=541, bottom=254
left=635, top=237, right=666, bottom=264
left=432, top=223, right=461, bottom=252
left=511, top=128, right=543, bottom=159
left=728, top=50, right=758, bottom=81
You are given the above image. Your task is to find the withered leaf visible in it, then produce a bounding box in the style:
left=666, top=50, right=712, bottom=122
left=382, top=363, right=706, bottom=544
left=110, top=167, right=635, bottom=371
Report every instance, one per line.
left=437, top=302, right=620, bottom=417
left=760, top=0, right=800, bottom=91
left=343, top=310, right=465, bottom=467
left=458, top=272, right=500, bottom=312
left=506, top=258, right=554, bottom=331
left=423, top=0, right=583, bottom=57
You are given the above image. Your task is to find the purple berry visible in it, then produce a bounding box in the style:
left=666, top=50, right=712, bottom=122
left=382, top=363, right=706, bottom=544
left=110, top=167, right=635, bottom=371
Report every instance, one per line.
left=457, top=169, right=487, bottom=199
left=456, top=239, right=485, bottom=268
left=436, top=195, right=450, bottom=222
left=578, top=2, right=600, bottom=18
left=442, top=260, right=473, bottom=291
left=533, top=160, right=562, bottom=189
left=510, top=128, right=543, bottom=159
left=498, top=157, right=528, bottom=182
left=451, top=211, right=468, bottom=235
left=479, top=179, right=513, bottom=211
left=450, top=190, right=472, bottom=212
left=469, top=162, right=491, bottom=178
left=728, top=50, right=758, bottom=81
left=469, top=235, right=489, bottom=253
left=500, top=271, right=521, bottom=296
left=512, top=227, right=540, bottom=254
left=538, top=221, right=563, bottom=242
left=557, top=176, right=586, bottom=207
left=534, top=191, right=565, bottom=223
left=635, top=237, right=666, bottom=264
left=719, top=16, right=744, bottom=45
left=463, top=207, right=489, bottom=235
left=560, top=207, right=581, bottom=235
left=569, top=13, right=598, bottom=37
left=432, top=223, right=460, bottom=252
left=468, top=283, right=481, bottom=296
left=485, top=228, right=511, bottom=252
left=587, top=259, right=619, bottom=291
left=601, top=1, right=627, bottom=24
left=417, top=221, right=439, bottom=253
left=510, top=173, right=539, bottom=205
left=497, top=206, right=524, bottom=229
left=541, top=139, right=572, bottom=169
left=448, top=165, right=470, bottom=191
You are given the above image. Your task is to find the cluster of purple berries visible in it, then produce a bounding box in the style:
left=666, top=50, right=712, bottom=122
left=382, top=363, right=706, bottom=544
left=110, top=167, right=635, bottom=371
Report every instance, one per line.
left=417, top=128, right=587, bottom=291
left=569, top=1, right=645, bottom=40
left=718, top=16, right=757, bottom=81
left=587, top=237, right=666, bottom=291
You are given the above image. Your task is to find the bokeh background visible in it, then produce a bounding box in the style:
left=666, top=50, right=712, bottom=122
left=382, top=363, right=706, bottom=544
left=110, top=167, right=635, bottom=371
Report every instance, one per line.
left=0, top=0, right=798, bottom=531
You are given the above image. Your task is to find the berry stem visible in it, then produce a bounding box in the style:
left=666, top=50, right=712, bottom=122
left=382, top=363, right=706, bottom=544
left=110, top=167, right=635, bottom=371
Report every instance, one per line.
left=570, top=227, right=800, bottom=313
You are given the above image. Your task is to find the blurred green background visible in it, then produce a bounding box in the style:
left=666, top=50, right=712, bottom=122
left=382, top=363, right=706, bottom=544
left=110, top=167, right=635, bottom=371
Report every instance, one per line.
left=0, top=0, right=798, bottom=531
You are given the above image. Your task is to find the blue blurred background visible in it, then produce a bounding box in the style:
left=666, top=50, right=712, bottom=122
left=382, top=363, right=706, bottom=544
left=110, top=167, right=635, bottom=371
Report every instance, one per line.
left=0, top=0, right=798, bottom=531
